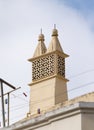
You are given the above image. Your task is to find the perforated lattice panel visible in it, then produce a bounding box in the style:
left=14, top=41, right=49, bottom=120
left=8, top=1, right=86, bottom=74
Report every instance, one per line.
left=32, top=54, right=55, bottom=81
left=57, top=55, right=65, bottom=77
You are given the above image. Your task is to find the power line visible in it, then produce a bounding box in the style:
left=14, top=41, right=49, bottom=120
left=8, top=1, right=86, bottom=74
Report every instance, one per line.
left=10, top=81, right=94, bottom=107
left=11, top=94, right=28, bottom=103
left=68, top=69, right=94, bottom=79
left=1, top=79, right=94, bottom=125
left=27, top=81, right=94, bottom=105
left=1, top=81, right=93, bottom=126
left=9, top=103, right=29, bottom=110
left=6, top=68, right=94, bottom=100
left=10, top=104, right=29, bottom=112
left=10, top=113, right=26, bottom=122
left=4, top=81, right=94, bottom=113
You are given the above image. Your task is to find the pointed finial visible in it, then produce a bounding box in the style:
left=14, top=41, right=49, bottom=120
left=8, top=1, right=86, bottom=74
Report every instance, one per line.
left=38, top=28, right=44, bottom=41
left=40, top=28, right=42, bottom=34
left=54, top=24, right=56, bottom=29
left=52, top=24, right=58, bottom=36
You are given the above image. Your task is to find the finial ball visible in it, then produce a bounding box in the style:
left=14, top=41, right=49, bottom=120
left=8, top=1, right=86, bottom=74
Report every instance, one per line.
left=38, top=33, right=44, bottom=41
left=52, top=28, right=58, bottom=36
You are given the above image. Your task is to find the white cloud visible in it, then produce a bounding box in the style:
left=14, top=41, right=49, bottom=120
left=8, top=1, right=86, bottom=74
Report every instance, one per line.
left=0, top=0, right=94, bottom=125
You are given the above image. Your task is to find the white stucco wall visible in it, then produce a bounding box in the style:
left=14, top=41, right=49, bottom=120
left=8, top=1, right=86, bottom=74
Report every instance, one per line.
left=82, top=113, right=94, bottom=130
left=34, top=114, right=81, bottom=130
left=1, top=102, right=94, bottom=130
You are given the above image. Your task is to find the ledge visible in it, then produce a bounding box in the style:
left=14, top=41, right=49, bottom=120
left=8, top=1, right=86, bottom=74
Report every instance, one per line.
left=2, top=102, right=94, bottom=130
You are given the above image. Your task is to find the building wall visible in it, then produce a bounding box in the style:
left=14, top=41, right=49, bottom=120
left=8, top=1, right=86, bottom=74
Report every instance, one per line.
left=55, top=76, right=68, bottom=104
left=1, top=102, right=94, bottom=130
left=82, top=112, right=94, bottom=130
left=64, top=92, right=94, bottom=106
left=29, top=78, right=55, bottom=114
left=34, top=114, right=81, bottom=130
left=29, top=76, right=67, bottom=115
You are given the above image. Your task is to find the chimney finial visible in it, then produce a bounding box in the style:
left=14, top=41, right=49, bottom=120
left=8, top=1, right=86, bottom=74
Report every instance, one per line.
left=40, top=28, right=42, bottom=34
left=54, top=24, right=56, bottom=29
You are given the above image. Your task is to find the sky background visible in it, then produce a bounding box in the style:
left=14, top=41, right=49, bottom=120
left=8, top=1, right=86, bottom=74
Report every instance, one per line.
left=0, top=0, right=94, bottom=127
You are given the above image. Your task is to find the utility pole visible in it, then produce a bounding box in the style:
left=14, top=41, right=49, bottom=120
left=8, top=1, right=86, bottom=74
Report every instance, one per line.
left=4, top=87, right=21, bottom=126
left=0, top=81, right=5, bottom=127
left=7, top=93, right=9, bottom=126
left=0, top=78, right=21, bottom=127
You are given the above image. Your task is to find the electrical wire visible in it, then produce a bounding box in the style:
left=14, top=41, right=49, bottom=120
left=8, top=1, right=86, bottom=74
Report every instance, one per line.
left=2, top=81, right=94, bottom=126
left=2, top=71, right=94, bottom=125
left=68, top=69, right=94, bottom=79
left=3, top=81, right=94, bottom=114
left=1, top=69, right=94, bottom=124
left=11, top=94, right=28, bottom=103
left=10, top=103, right=29, bottom=112
left=9, top=102, right=29, bottom=110
left=10, top=113, right=26, bottom=123
left=10, top=69, right=94, bottom=96
left=7, top=68, right=94, bottom=100
left=27, top=81, right=94, bottom=105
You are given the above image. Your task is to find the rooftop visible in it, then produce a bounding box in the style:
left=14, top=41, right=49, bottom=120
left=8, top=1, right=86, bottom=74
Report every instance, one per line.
left=1, top=91, right=94, bottom=130
left=1, top=101, right=94, bottom=130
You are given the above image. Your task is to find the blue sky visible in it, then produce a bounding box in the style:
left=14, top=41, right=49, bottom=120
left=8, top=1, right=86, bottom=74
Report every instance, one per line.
left=60, top=0, right=94, bottom=30
left=62, top=0, right=94, bottom=11
left=0, top=0, right=94, bottom=127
